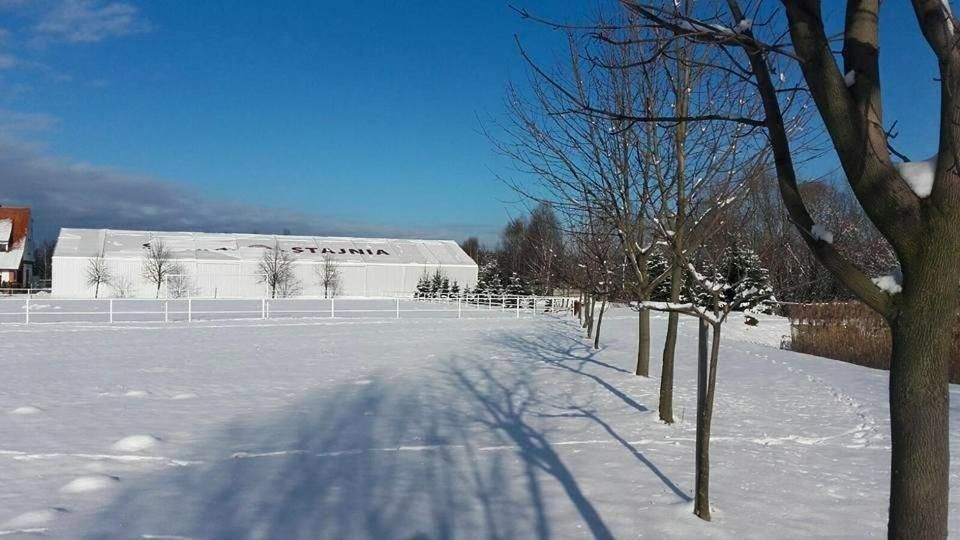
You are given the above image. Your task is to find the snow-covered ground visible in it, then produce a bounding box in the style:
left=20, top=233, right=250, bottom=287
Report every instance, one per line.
left=0, top=308, right=958, bottom=538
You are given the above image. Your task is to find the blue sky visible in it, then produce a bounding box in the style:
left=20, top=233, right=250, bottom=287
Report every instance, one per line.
left=0, top=1, right=946, bottom=243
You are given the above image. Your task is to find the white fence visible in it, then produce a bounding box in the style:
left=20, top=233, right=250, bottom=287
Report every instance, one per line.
left=0, top=288, right=52, bottom=296
left=0, top=295, right=576, bottom=325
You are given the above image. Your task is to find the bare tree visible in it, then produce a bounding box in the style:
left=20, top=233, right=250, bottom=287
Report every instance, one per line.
left=258, top=243, right=298, bottom=299
left=85, top=255, right=112, bottom=299
left=142, top=239, right=179, bottom=299
left=619, top=1, right=960, bottom=535
left=505, top=10, right=767, bottom=421
left=167, top=273, right=196, bottom=299
left=315, top=254, right=341, bottom=299
left=642, top=196, right=765, bottom=520
left=112, top=274, right=134, bottom=298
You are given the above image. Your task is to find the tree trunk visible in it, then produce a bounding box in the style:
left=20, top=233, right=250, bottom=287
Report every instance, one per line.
left=593, top=298, right=607, bottom=349
left=694, top=318, right=719, bottom=521
left=156, top=282, right=161, bottom=299
left=659, top=266, right=684, bottom=422
left=887, top=258, right=957, bottom=539
left=586, top=297, right=595, bottom=339
left=635, top=308, right=650, bottom=376
left=94, top=281, right=100, bottom=299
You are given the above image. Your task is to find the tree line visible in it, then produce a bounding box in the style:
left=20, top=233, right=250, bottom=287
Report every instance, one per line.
left=487, top=1, right=958, bottom=535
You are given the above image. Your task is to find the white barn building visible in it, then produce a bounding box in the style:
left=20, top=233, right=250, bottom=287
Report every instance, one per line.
left=52, top=229, right=478, bottom=298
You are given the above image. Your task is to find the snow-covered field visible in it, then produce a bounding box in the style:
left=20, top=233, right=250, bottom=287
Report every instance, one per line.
left=1, top=308, right=959, bottom=538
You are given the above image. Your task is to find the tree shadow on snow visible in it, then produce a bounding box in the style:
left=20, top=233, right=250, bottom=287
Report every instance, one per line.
left=79, top=327, right=685, bottom=539
left=487, top=329, right=690, bottom=503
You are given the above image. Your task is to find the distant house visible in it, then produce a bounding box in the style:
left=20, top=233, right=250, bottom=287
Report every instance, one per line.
left=0, top=207, right=32, bottom=288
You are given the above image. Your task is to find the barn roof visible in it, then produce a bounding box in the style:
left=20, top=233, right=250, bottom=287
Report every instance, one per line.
left=53, top=228, right=478, bottom=266
left=0, top=207, right=30, bottom=271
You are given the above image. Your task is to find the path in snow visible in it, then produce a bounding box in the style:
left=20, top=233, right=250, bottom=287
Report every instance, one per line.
left=0, top=310, right=957, bottom=538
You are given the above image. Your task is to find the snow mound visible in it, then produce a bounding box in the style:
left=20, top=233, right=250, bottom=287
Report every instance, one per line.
left=112, top=435, right=160, bottom=452
left=59, top=475, right=119, bottom=494
left=895, top=155, right=937, bottom=198
left=2, top=508, right=67, bottom=529
left=9, top=406, right=42, bottom=415
left=170, top=393, right=197, bottom=400
left=811, top=224, right=834, bottom=244
left=124, top=390, right=150, bottom=398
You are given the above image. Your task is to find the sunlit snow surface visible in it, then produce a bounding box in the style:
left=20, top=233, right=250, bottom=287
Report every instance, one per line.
left=1, top=310, right=959, bottom=538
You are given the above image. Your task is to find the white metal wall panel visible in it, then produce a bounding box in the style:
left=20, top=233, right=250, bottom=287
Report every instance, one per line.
left=52, top=229, right=479, bottom=298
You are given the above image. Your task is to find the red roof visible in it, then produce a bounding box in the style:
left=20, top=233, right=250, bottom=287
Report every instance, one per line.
left=0, top=207, right=30, bottom=247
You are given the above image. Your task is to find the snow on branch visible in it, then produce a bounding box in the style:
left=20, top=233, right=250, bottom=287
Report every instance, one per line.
left=810, top=223, right=834, bottom=244
left=872, top=274, right=903, bottom=295
left=894, top=154, right=937, bottom=198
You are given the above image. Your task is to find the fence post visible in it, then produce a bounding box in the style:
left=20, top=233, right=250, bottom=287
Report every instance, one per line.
left=458, top=296, right=462, bottom=319
left=501, top=295, right=505, bottom=311
left=396, top=297, right=400, bottom=319
left=261, top=298, right=266, bottom=320
left=331, top=298, right=335, bottom=319
left=516, top=297, right=520, bottom=319
left=24, top=295, right=29, bottom=324
left=164, top=300, right=169, bottom=323
left=533, top=295, right=537, bottom=317
left=109, top=299, right=114, bottom=324
left=188, top=298, right=193, bottom=322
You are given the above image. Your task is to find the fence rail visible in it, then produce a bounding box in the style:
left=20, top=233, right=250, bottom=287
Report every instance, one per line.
left=0, top=288, right=52, bottom=296
left=0, top=295, right=576, bottom=325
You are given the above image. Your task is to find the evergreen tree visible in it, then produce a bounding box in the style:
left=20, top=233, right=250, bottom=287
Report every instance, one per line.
left=451, top=281, right=461, bottom=295
left=719, top=242, right=777, bottom=314
left=506, top=272, right=528, bottom=296
left=441, top=276, right=451, bottom=296
left=648, top=249, right=673, bottom=302
left=688, top=240, right=777, bottom=314
left=430, top=268, right=444, bottom=295
left=475, top=260, right=503, bottom=296
left=415, top=272, right=431, bottom=298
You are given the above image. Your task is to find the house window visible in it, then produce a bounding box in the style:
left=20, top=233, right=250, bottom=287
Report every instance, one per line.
left=0, top=242, right=7, bottom=253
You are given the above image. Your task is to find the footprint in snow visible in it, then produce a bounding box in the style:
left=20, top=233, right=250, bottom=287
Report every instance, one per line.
left=112, top=435, right=161, bottom=452
left=59, top=475, right=120, bottom=494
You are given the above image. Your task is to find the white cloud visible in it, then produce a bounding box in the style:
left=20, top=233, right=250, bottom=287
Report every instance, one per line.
left=0, top=110, right=58, bottom=134
left=33, top=0, right=149, bottom=44
left=0, top=140, right=497, bottom=243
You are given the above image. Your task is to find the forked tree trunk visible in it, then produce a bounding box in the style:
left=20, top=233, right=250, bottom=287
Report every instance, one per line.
left=887, top=257, right=957, bottom=539
left=635, top=307, right=650, bottom=376
left=593, top=298, right=607, bottom=349
left=694, top=319, right=722, bottom=522
left=659, top=266, right=684, bottom=422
